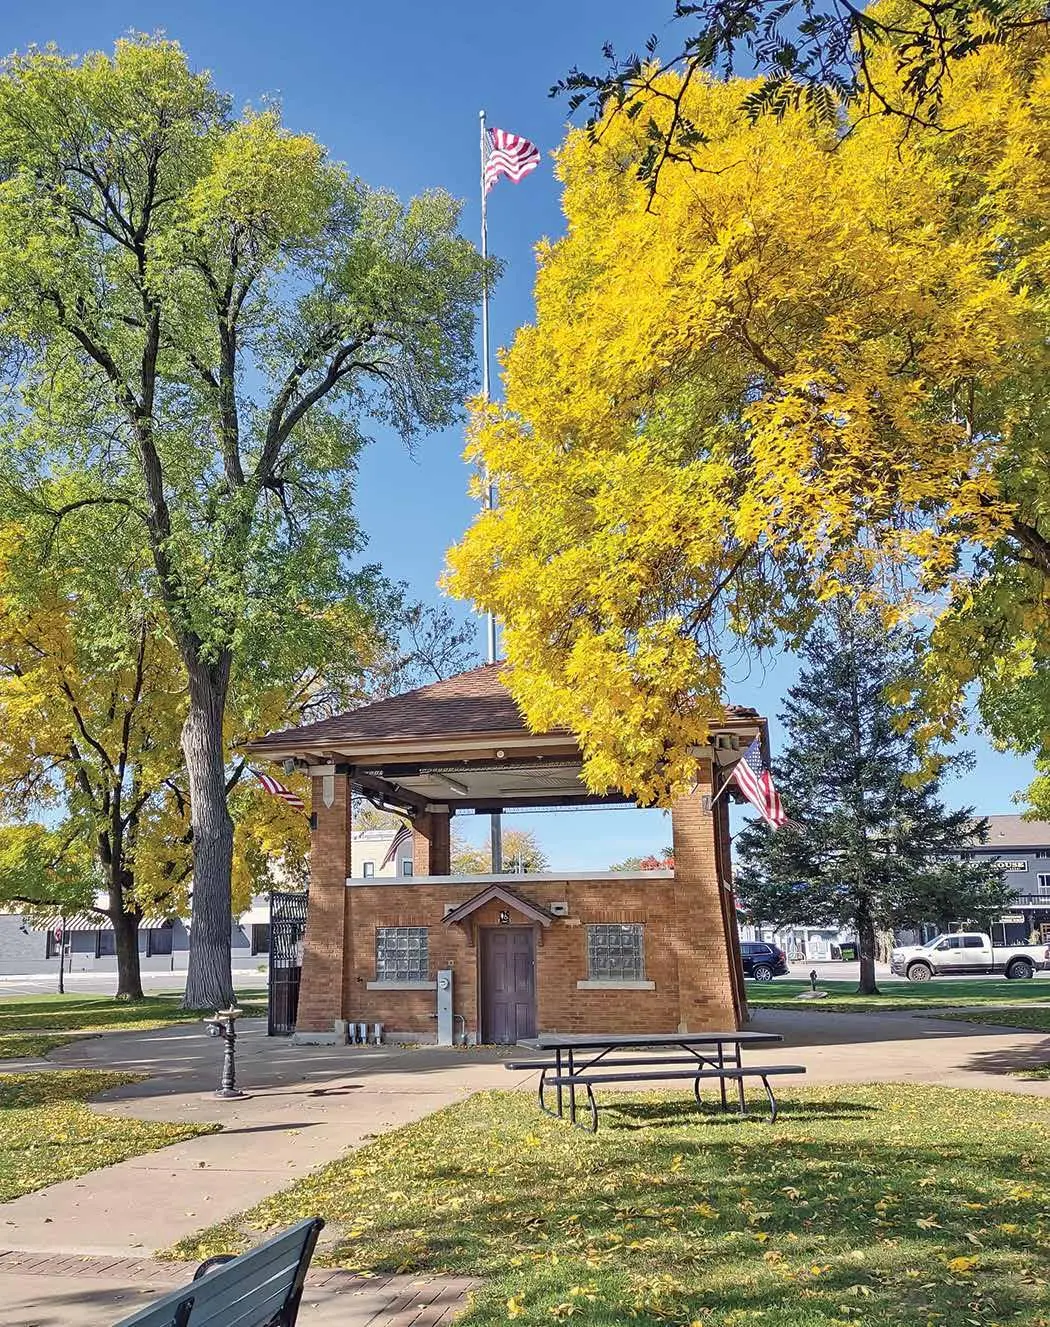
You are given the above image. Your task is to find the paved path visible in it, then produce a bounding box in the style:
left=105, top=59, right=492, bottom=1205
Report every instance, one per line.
left=1, top=1021, right=517, bottom=1256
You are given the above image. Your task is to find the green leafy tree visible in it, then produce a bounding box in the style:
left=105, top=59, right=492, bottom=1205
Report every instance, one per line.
left=734, top=607, right=1011, bottom=994
left=609, top=850, right=674, bottom=871
left=0, top=37, right=486, bottom=1007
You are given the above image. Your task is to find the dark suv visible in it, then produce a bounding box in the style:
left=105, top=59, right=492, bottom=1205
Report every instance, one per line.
left=740, top=940, right=789, bottom=982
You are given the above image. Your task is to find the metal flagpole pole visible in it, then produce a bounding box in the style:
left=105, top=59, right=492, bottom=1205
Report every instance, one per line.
left=479, top=109, right=496, bottom=665
left=480, top=108, right=503, bottom=873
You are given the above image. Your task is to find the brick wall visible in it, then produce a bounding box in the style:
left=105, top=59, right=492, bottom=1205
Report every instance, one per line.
left=344, top=877, right=683, bottom=1039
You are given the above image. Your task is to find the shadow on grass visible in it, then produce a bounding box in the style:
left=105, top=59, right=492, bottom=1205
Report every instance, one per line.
left=602, top=1097, right=878, bottom=1129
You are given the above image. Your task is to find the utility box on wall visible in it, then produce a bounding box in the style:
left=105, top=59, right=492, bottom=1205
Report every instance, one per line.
left=436, top=968, right=454, bottom=1045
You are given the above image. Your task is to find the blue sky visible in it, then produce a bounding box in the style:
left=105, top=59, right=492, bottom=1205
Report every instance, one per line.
left=8, top=2, right=1036, bottom=867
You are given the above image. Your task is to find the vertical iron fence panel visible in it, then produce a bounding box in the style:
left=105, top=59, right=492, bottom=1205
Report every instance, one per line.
left=268, top=889, right=308, bottom=1036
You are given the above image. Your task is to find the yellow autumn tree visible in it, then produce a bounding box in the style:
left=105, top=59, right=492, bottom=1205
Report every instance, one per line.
left=447, top=12, right=1050, bottom=802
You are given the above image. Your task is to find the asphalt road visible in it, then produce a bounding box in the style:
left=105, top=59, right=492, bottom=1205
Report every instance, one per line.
left=4, top=960, right=1048, bottom=1000
left=0, top=969, right=266, bottom=997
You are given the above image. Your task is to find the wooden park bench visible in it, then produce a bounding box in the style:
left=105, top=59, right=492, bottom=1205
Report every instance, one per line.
left=115, top=1217, right=324, bottom=1327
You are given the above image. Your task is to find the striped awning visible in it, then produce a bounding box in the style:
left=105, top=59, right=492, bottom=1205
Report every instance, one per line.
left=35, top=913, right=176, bottom=932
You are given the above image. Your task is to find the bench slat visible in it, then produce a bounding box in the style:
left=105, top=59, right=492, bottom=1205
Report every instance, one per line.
left=547, top=1065, right=806, bottom=1085
left=183, top=1263, right=303, bottom=1324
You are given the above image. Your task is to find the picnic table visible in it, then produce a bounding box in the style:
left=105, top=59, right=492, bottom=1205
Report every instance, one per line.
left=507, top=1031, right=804, bottom=1131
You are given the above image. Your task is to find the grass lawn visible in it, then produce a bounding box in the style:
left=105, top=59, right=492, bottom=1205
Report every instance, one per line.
left=170, top=1084, right=1050, bottom=1326
left=749, top=976, right=1050, bottom=1013
left=0, top=990, right=266, bottom=1060
left=0, top=1070, right=216, bottom=1201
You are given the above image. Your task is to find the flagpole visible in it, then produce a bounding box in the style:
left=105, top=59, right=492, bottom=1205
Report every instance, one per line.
left=479, top=108, right=503, bottom=872
left=479, top=110, right=496, bottom=666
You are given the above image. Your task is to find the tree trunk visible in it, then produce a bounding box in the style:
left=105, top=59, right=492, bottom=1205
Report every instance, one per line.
left=182, top=654, right=236, bottom=1010
left=112, top=909, right=144, bottom=1001
left=857, top=907, right=880, bottom=996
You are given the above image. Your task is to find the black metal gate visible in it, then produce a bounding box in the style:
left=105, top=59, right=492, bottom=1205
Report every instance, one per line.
left=268, top=889, right=308, bottom=1036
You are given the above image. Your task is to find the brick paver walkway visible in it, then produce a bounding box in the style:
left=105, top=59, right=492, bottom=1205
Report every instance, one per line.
left=0, top=1249, right=476, bottom=1325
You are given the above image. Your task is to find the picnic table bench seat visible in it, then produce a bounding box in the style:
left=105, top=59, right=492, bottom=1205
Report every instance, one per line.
left=547, top=1063, right=806, bottom=1130
left=114, top=1217, right=324, bottom=1327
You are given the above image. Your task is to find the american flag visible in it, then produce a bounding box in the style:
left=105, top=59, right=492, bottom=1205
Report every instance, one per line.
left=731, top=738, right=786, bottom=829
left=253, top=769, right=306, bottom=813
left=484, top=128, right=540, bottom=194
left=380, top=823, right=413, bottom=868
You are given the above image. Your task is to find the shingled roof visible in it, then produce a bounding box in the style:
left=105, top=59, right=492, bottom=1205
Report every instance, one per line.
left=251, top=663, right=533, bottom=751
left=250, top=662, right=760, bottom=756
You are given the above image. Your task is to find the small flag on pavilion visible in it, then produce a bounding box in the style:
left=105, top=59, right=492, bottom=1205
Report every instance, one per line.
left=484, top=127, right=540, bottom=193
left=731, top=739, right=786, bottom=829
left=380, top=822, right=413, bottom=869
left=253, top=769, right=306, bottom=813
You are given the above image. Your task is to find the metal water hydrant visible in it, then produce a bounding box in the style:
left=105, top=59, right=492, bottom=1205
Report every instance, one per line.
left=204, top=1006, right=246, bottom=1099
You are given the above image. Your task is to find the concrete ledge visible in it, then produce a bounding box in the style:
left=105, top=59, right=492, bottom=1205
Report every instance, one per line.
left=366, top=981, right=437, bottom=991
left=290, top=1030, right=342, bottom=1045
left=576, top=979, right=656, bottom=991
left=347, top=870, right=674, bottom=887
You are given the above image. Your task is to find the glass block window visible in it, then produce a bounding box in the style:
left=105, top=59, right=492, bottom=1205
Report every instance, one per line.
left=375, top=926, right=429, bottom=982
left=587, top=924, right=645, bottom=981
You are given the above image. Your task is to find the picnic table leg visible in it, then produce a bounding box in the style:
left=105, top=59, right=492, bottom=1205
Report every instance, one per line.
left=760, top=1075, right=778, bottom=1124
left=717, top=1045, right=728, bottom=1112
left=556, top=1049, right=564, bottom=1119
left=568, top=1048, right=577, bottom=1127
left=583, top=1083, right=598, bottom=1132
left=735, top=1045, right=746, bottom=1114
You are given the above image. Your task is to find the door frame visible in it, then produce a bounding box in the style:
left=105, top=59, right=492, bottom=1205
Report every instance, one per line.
left=479, top=924, right=536, bottom=1044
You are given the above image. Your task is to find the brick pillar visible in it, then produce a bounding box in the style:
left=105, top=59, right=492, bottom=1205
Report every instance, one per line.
left=294, top=767, right=351, bottom=1035
left=412, top=808, right=451, bottom=875
left=669, top=764, right=741, bottom=1031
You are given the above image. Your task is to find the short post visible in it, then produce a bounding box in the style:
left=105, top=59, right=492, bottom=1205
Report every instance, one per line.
left=809, top=968, right=818, bottom=992
left=205, top=1006, right=246, bottom=1099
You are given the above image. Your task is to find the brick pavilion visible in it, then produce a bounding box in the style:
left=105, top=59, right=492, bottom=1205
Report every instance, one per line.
left=250, top=663, right=765, bottom=1043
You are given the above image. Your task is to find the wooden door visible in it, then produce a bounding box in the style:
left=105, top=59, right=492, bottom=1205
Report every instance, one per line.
left=481, top=926, right=536, bottom=1044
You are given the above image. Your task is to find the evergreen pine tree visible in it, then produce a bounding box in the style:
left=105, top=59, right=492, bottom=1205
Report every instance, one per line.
left=735, top=606, right=1011, bottom=995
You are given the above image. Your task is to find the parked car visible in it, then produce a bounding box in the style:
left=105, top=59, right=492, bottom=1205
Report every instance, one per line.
left=890, top=932, right=1050, bottom=982
left=740, top=940, right=789, bottom=982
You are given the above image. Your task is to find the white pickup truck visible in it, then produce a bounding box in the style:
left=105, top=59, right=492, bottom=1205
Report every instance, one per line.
left=890, top=932, right=1050, bottom=982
